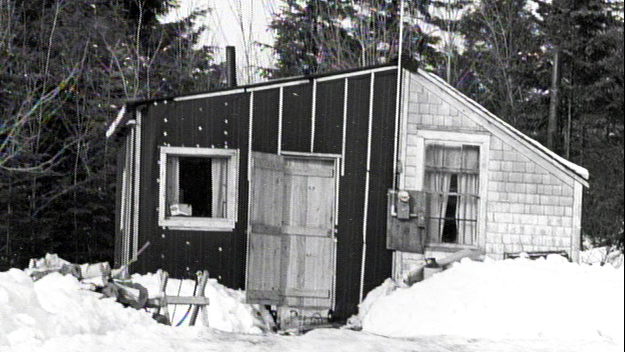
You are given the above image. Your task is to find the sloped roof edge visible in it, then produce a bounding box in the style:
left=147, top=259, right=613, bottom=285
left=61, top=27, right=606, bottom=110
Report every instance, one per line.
left=415, top=68, right=589, bottom=185
left=106, top=63, right=401, bottom=138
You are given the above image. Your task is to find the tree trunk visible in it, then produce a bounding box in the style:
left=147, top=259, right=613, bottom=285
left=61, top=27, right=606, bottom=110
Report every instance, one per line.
left=548, top=49, right=560, bottom=151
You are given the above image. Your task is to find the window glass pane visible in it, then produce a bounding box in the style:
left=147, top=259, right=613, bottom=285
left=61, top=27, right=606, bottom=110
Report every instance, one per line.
left=167, top=156, right=228, bottom=218
left=425, top=145, right=445, bottom=168
left=462, top=145, right=480, bottom=172
left=424, top=143, right=480, bottom=245
left=444, top=146, right=462, bottom=171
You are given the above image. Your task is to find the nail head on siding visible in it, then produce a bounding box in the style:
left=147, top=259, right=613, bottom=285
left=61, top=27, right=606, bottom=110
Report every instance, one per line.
left=198, top=126, right=203, bottom=131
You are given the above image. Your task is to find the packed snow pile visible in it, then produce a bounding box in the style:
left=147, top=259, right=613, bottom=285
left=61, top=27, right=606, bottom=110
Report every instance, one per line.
left=1, top=255, right=271, bottom=349
left=358, top=255, right=624, bottom=343
left=0, top=268, right=157, bottom=347
left=131, top=272, right=273, bottom=333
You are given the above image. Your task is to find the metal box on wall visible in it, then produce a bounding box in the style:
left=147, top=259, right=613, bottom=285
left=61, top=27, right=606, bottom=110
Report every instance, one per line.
left=386, top=190, right=427, bottom=253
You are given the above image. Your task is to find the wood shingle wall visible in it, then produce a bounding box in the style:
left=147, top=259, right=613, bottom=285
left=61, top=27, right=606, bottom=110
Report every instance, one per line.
left=486, top=136, right=576, bottom=259
left=397, top=70, right=582, bottom=266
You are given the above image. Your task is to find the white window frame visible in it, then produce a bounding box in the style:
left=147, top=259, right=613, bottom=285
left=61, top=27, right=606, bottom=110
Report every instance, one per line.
left=158, top=146, right=239, bottom=231
left=414, top=130, right=490, bottom=249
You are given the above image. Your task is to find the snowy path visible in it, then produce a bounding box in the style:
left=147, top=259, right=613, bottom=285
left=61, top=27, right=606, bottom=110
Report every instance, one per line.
left=13, top=327, right=620, bottom=352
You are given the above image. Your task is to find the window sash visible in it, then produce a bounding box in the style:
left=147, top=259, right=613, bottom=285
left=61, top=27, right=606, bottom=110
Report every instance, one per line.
left=158, top=147, right=238, bottom=231
left=424, top=144, right=480, bottom=245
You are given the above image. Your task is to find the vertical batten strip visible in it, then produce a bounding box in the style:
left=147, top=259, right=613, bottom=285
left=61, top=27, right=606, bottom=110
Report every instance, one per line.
left=121, top=127, right=134, bottom=269
left=359, top=73, right=376, bottom=303
left=332, top=157, right=340, bottom=311
left=341, top=78, right=349, bottom=176
left=392, top=71, right=402, bottom=190
left=398, top=75, right=411, bottom=190
left=245, top=92, right=255, bottom=291
left=311, top=80, right=317, bottom=153
left=571, top=182, right=583, bottom=262
left=278, top=87, right=284, bottom=154
left=248, top=92, right=255, bottom=183
left=393, top=0, right=405, bottom=191
left=132, top=109, right=142, bottom=267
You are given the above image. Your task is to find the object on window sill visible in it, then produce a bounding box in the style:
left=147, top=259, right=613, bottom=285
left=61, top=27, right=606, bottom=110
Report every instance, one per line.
left=170, top=203, right=192, bottom=216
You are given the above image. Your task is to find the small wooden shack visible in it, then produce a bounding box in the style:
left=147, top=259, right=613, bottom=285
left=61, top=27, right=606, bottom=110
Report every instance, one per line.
left=107, top=64, right=588, bottom=324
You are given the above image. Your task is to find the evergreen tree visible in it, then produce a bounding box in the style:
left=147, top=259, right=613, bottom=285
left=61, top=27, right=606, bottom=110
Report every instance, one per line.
left=0, top=0, right=222, bottom=269
left=266, top=0, right=441, bottom=78
left=455, top=0, right=623, bottom=249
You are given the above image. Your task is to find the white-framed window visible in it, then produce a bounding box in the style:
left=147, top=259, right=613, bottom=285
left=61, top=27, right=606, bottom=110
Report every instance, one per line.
left=158, top=146, right=239, bottom=231
left=425, top=143, right=480, bottom=245
left=412, top=131, right=489, bottom=248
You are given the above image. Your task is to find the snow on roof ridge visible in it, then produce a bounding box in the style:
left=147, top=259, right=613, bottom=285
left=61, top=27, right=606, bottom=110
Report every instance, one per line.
left=417, top=69, right=589, bottom=182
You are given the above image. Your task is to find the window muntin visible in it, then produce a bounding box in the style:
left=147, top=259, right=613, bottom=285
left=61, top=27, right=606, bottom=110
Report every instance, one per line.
left=159, top=147, right=238, bottom=231
left=424, top=144, right=479, bottom=245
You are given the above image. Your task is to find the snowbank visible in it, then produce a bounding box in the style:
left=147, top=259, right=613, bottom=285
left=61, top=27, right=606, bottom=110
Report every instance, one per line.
left=131, top=272, right=272, bottom=333
left=1, top=268, right=270, bottom=349
left=360, top=255, right=624, bottom=344
left=0, top=269, right=156, bottom=347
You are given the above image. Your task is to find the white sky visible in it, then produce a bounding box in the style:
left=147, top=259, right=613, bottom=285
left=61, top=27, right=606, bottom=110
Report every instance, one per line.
left=162, top=0, right=280, bottom=84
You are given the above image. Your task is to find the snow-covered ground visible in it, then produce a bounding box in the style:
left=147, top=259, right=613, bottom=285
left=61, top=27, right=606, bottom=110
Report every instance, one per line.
left=1, top=250, right=623, bottom=352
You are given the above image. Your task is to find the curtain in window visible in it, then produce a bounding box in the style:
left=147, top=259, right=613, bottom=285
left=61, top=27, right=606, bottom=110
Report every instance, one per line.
left=456, top=174, right=479, bottom=244
left=211, top=158, right=228, bottom=218
left=456, top=146, right=479, bottom=244
left=425, top=145, right=458, bottom=242
left=425, top=144, right=479, bottom=244
left=426, top=171, right=451, bottom=242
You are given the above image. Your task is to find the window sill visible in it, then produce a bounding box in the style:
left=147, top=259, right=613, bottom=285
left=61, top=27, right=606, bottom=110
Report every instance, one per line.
left=426, top=243, right=480, bottom=253
left=159, top=217, right=235, bottom=232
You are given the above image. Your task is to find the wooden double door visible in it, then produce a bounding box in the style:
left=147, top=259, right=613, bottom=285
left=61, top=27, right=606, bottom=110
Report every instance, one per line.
left=246, top=152, right=337, bottom=309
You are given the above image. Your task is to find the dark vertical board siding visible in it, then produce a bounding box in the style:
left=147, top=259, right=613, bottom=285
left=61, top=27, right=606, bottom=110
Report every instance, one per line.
left=334, top=74, right=371, bottom=320
left=252, top=89, right=280, bottom=153
left=363, top=71, right=396, bottom=297
left=136, top=102, right=162, bottom=275
left=136, top=94, right=249, bottom=289
left=314, top=80, right=345, bottom=154
left=281, top=84, right=312, bottom=152
left=113, top=136, right=127, bottom=268
left=126, top=68, right=398, bottom=319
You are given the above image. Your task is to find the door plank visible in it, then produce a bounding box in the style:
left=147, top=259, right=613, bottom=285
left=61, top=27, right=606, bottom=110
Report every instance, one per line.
left=282, top=157, right=336, bottom=309
left=282, top=225, right=332, bottom=237
left=246, top=152, right=286, bottom=305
